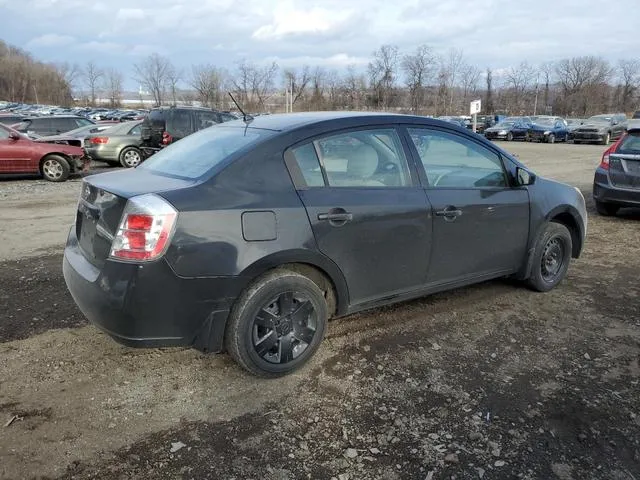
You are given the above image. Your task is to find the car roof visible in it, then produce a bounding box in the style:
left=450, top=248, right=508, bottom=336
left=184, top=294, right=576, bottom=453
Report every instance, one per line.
left=222, top=111, right=440, bottom=132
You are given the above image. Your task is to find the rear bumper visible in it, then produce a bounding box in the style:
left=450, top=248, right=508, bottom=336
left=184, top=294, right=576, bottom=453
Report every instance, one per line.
left=84, top=146, right=119, bottom=162
left=63, top=228, right=242, bottom=352
left=593, top=169, right=640, bottom=207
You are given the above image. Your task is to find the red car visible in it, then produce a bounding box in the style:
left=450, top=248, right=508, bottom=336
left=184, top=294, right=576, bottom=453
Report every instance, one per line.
left=0, top=123, right=87, bottom=182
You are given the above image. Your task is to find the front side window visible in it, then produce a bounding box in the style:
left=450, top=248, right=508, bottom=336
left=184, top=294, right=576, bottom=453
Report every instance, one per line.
left=409, top=128, right=507, bottom=188
left=315, top=129, right=411, bottom=187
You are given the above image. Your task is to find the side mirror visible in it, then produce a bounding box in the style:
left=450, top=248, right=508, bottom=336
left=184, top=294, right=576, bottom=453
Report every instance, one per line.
left=517, top=167, right=536, bottom=186
left=8, top=131, right=20, bottom=140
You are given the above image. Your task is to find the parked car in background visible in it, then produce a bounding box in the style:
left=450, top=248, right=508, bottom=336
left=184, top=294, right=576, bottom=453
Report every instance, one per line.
left=12, top=115, right=94, bottom=137
left=593, top=124, right=640, bottom=215
left=572, top=114, right=626, bottom=145
left=475, top=115, right=496, bottom=134
left=632, top=111, right=640, bottom=119
left=528, top=116, right=569, bottom=143
left=140, top=106, right=239, bottom=157
left=436, top=116, right=468, bottom=129
left=484, top=118, right=532, bottom=141
left=0, top=123, right=86, bottom=181
left=0, top=114, right=30, bottom=126
left=35, top=124, right=114, bottom=148
left=566, top=118, right=584, bottom=138
left=63, top=112, right=587, bottom=377
left=84, top=121, right=144, bottom=168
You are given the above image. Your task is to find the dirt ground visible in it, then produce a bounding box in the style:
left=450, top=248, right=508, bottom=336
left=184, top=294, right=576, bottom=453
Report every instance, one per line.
left=0, top=143, right=639, bottom=480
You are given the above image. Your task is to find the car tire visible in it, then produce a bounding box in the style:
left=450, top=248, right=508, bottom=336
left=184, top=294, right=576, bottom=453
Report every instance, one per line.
left=119, top=147, right=143, bottom=168
left=526, top=222, right=572, bottom=293
left=601, top=133, right=610, bottom=145
left=506, top=132, right=513, bottom=141
left=41, top=155, right=70, bottom=182
left=595, top=200, right=619, bottom=216
left=547, top=134, right=555, bottom=144
left=225, top=269, right=328, bottom=377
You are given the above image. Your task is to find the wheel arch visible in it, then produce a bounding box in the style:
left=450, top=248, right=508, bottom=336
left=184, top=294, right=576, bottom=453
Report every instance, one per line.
left=38, top=152, right=72, bottom=172
left=238, top=249, right=350, bottom=317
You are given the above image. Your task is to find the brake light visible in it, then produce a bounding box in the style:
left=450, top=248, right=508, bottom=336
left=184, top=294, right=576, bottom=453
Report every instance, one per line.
left=90, top=137, right=109, bottom=144
left=600, top=135, right=625, bottom=170
left=110, top=194, right=177, bottom=261
left=162, top=131, right=173, bottom=145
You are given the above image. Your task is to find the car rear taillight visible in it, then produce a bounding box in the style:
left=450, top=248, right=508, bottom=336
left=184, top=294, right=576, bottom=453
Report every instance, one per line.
left=600, top=135, right=626, bottom=170
left=110, top=194, right=177, bottom=261
left=90, top=137, right=109, bottom=144
left=162, top=131, right=173, bottom=145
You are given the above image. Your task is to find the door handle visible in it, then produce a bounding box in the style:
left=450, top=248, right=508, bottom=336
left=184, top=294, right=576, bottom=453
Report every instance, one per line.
left=318, top=212, right=353, bottom=222
left=435, top=207, right=463, bottom=218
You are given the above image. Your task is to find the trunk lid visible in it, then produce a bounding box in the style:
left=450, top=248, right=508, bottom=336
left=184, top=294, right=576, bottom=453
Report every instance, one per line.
left=609, top=153, right=640, bottom=190
left=75, top=169, right=195, bottom=266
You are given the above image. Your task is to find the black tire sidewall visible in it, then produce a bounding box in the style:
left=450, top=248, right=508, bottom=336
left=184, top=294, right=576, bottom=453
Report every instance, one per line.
left=227, top=272, right=328, bottom=377
left=41, top=155, right=70, bottom=182
left=119, top=147, right=142, bottom=168
left=528, top=222, right=572, bottom=292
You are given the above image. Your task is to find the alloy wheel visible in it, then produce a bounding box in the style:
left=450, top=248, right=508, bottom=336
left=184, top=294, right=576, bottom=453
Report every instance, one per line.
left=251, top=291, right=317, bottom=364
left=122, top=150, right=141, bottom=167
left=43, top=159, right=63, bottom=180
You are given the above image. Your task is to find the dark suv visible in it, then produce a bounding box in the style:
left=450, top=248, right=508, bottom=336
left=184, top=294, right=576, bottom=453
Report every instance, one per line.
left=12, top=115, right=94, bottom=137
left=140, top=106, right=237, bottom=156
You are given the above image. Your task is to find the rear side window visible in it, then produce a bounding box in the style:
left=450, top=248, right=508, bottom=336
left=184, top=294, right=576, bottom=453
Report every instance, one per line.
left=618, top=133, right=640, bottom=154
left=168, top=110, right=191, bottom=137
left=149, top=110, right=165, bottom=125
left=75, top=118, right=93, bottom=127
left=290, top=144, right=325, bottom=187
left=195, top=111, right=220, bottom=130
left=128, top=124, right=142, bottom=136
left=0, top=126, right=9, bottom=139
left=316, top=129, right=412, bottom=187
left=139, top=126, right=267, bottom=179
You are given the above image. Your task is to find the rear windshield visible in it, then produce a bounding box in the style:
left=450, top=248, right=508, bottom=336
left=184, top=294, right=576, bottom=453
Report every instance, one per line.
left=139, top=126, right=268, bottom=179
left=618, top=132, right=640, bottom=154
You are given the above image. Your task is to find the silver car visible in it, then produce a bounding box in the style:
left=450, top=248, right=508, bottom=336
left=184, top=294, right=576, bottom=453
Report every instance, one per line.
left=84, top=121, right=143, bottom=168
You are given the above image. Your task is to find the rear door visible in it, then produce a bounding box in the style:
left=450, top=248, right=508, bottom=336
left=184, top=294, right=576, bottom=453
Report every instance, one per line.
left=609, top=131, right=640, bottom=189
left=406, top=127, right=529, bottom=285
left=285, top=127, right=432, bottom=306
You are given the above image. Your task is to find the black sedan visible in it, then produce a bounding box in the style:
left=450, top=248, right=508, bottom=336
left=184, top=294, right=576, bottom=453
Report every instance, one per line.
left=63, top=112, right=587, bottom=377
left=593, top=124, right=640, bottom=215
left=484, top=118, right=532, bottom=141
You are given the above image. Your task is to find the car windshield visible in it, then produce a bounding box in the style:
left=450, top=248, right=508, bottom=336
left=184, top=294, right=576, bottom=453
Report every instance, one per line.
left=587, top=115, right=611, bottom=124
left=139, top=125, right=269, bottom=179
left=533, top=118, right=555, bottom=126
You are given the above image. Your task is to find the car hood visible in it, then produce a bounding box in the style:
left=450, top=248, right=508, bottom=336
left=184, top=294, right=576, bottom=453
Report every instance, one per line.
left=579, top=123, right=609, bottom=130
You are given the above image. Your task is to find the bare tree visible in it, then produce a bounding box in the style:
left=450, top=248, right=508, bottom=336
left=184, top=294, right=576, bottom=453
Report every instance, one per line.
left=104, top=68, right=123, bottom=107
left=618, top=59, right=640, bottom=112
left=133, top=53, right=173, bottom=106
left=439, top=48, right=465, bottom=114
left=538, top=62, right=555, bottom=113
left=231, top=60, right=278, bottom=112
left=54, top=62, right=81, bottom=93
left=190, top=64, right=225, bottom=108
left=308, top=66, right=327, bottom=110
left=485, top=68, right=494, bottom=114
left=368, top=44, right=399, bottom=109
left=460, top=64, right=481, bottom=111
left=83, top=61, right=104, bottom=106
left=555, top=56, right=612, bottom=115
left=344, top=65, right=367, bottom=110
left=504, top=61, right=537, bottom=113
left=401, top=44, right=435, bottom=114
left=283, top=65, right=311, bottom=108
left=166, top=66, right=182, bottom=106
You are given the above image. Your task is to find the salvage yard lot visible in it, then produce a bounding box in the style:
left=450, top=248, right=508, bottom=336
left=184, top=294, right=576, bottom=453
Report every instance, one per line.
left=0, top=142, right=639, bottom=480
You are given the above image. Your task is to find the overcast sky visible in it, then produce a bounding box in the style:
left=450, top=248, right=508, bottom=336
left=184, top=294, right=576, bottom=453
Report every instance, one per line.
left=2, top=0, right=639, bottom=89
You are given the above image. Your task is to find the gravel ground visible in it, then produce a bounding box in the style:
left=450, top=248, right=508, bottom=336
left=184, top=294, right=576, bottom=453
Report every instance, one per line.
left=0, top=142, right=639, bottom=480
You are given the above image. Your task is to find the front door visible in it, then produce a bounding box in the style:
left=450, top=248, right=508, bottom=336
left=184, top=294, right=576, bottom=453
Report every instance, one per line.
left=286, top=128, right=432, bottom=306
left=406, top=127, right=530, bottom=285
left=0, top=127, right=32, bottom=173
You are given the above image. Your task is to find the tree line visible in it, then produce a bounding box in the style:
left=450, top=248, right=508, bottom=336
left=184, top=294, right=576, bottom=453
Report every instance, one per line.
left=1, top=38, right=638, bottom=117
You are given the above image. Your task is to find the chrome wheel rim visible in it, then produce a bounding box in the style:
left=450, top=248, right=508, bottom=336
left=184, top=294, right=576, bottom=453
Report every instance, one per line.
left=123, top=150, right=141, bottom=167
left=252, top=291, right=317, bottom=364
left=541, top=237, right=565, bottom=283
left=43, top=159, right=63, bottom=179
